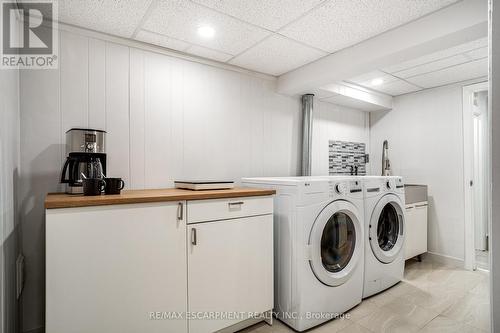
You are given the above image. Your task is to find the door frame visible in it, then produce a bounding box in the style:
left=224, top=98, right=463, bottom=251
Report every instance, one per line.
left=463, top=81, right=489, bottom=270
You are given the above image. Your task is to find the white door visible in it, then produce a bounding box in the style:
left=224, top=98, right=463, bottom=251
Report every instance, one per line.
left=187, top=215, right=273, bottom=333
left=473, top=94, right=489, bottom=251
left=462, top=82, right=490, bottom=270
left=46, top=202, right=188, bottom=333
left=309, top=200, right=363, bottom=286
left=369, top=194, right=405, bottom=263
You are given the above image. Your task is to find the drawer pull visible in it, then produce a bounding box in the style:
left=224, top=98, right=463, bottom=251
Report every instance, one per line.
left=228, top=201, right=244, bottom=207
left=191, top=228, right=197, bottom=245
left=177, top=202, right=184, bottom=220
left=415, top=203, right=428, bottom=208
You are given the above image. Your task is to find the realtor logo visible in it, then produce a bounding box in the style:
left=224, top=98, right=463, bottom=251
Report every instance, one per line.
left=1, top=0, right=58, bottom=69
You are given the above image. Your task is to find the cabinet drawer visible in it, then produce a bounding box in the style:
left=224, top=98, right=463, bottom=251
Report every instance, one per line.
left=187, top=196, right=273, bottom=224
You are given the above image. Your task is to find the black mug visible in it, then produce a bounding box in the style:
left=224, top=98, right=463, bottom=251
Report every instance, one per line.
left=105, top=178, right=125, bottom=195
left=83, top=178, right=106, bottom=196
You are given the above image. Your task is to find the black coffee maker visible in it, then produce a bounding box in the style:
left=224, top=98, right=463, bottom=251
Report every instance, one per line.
left=60, top=128, right=107, bottom=194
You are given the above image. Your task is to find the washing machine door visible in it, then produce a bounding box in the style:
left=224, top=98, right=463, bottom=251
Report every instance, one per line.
left=309, top=200, right=362, bottom=286
left=369, top=194, right=405, bottom=264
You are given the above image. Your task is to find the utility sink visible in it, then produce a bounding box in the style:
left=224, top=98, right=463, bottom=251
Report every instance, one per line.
left=404, top=184, right=428, bottom=204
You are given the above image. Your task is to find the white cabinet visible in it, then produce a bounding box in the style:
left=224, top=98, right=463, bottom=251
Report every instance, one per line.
left=404, top=201, right=428, bottom=260
left=187, top=215, right=273, bottom=333
left=46, top=202, right=188, bottom=333
left=46, top=194, right=274, bottom=333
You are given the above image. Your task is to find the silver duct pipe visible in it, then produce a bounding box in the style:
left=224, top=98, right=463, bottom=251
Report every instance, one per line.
left=301, top=94, right=314, bottom=176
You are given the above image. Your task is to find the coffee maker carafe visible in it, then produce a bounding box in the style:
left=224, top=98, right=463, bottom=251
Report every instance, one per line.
left=61, top=128, right=107, bottom=194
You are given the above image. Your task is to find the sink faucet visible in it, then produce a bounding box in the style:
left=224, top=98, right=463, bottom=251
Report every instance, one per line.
left=382, top=140, right=392, bottom=176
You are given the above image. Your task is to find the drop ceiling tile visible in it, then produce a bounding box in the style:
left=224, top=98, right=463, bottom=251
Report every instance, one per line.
left=464, top=46, right=488, bottom=61
left=383, top=37, right=488, bottom=73
left=185, top=45, right=233, bottom=62
left=142, top=0, right=270, bottom=55
left=346, top=72, right=422, bottom=96
left=373, top=80, right=422, bottom=96
left=135, top=30, right=190, bottom=52
left=280, top=0, right=459, bottom=53
left=228, top=35, right=326, bottom=76
left=348, top=71, right=398, bottom=88
left=58, top=0, right=153, bottom=38
left=393, top=54, right=470, bottom=78
left=191, top=0, right=324, bottom=31
left=405, top=58, right=488, bottom=88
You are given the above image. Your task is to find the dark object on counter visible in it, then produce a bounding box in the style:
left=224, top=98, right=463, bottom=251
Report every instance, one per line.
left=61, top=128, right=107, bottom=194
left=83, top=178, right=106, bottom=196
left=105, top=178, right=125, bottom=195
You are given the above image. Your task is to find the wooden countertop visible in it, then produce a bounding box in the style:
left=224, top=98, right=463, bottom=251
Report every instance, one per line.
left=45, top=187, right=276, bottom=209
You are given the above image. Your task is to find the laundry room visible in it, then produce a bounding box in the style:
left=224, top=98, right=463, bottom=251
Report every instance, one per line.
left=1, top=0, right=499, bottom=333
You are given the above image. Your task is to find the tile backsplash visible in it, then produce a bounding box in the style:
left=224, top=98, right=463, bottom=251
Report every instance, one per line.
left=329, top=140, right=367, bottom=175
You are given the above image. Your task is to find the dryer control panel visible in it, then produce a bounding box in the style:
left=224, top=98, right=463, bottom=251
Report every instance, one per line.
left=386, top=177, right=404, bottom=193
left=365, top=176, right=404, bottom=197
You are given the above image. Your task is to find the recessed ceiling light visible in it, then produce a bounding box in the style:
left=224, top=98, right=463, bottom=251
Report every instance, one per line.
left=371, top=78, right=384, bottom=86
left=197, top=25, right=215, bottom=39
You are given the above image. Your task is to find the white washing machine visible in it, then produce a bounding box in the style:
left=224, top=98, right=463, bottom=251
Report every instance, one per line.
left=362, top=176, right=406, bottom=298
left=242, top=177, right=364, bottom=331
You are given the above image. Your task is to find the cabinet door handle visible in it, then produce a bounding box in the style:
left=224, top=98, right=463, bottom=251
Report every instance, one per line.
left=228, top=201, right=244, bottom=207
left=177, top=202, right=184, bottom=220
left=191, top=228, right=197, bottom=245
left=415, top=203, right=428, bottom=208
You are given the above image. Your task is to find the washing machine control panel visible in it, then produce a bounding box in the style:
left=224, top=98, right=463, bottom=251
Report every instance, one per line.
left=328, top=180, right=362, bottom=197
left=335, top=182, right=348, bottom=194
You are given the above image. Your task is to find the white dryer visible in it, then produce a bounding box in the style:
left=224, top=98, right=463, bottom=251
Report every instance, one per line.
left=242, top=177, right=364, bottom=331
left=362, top=176, right=406, bottom=298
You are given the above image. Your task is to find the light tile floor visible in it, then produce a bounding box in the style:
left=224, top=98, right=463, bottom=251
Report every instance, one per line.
left=241, top=259, right=490, bottom=333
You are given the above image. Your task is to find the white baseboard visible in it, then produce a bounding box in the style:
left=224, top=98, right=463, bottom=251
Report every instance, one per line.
left=423, top=252, right=465, bottom=268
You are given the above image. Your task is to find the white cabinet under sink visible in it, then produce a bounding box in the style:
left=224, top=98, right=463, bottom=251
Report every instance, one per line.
left=404, top=201, right=428, bottom=260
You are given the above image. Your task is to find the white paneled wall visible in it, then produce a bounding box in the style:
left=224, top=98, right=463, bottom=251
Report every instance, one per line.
left=106, top=42, right=131, bottom=185
left=312, top=102, right=370, bottom=175
left=19, top=28, right=368, bottom=331
left=369, top=82, right=482, bottom=261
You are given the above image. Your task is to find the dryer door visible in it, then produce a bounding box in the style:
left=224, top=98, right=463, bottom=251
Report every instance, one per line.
left=309, top=200, right=362, bottom=286
left=369, top=194, right=405, bottom=264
